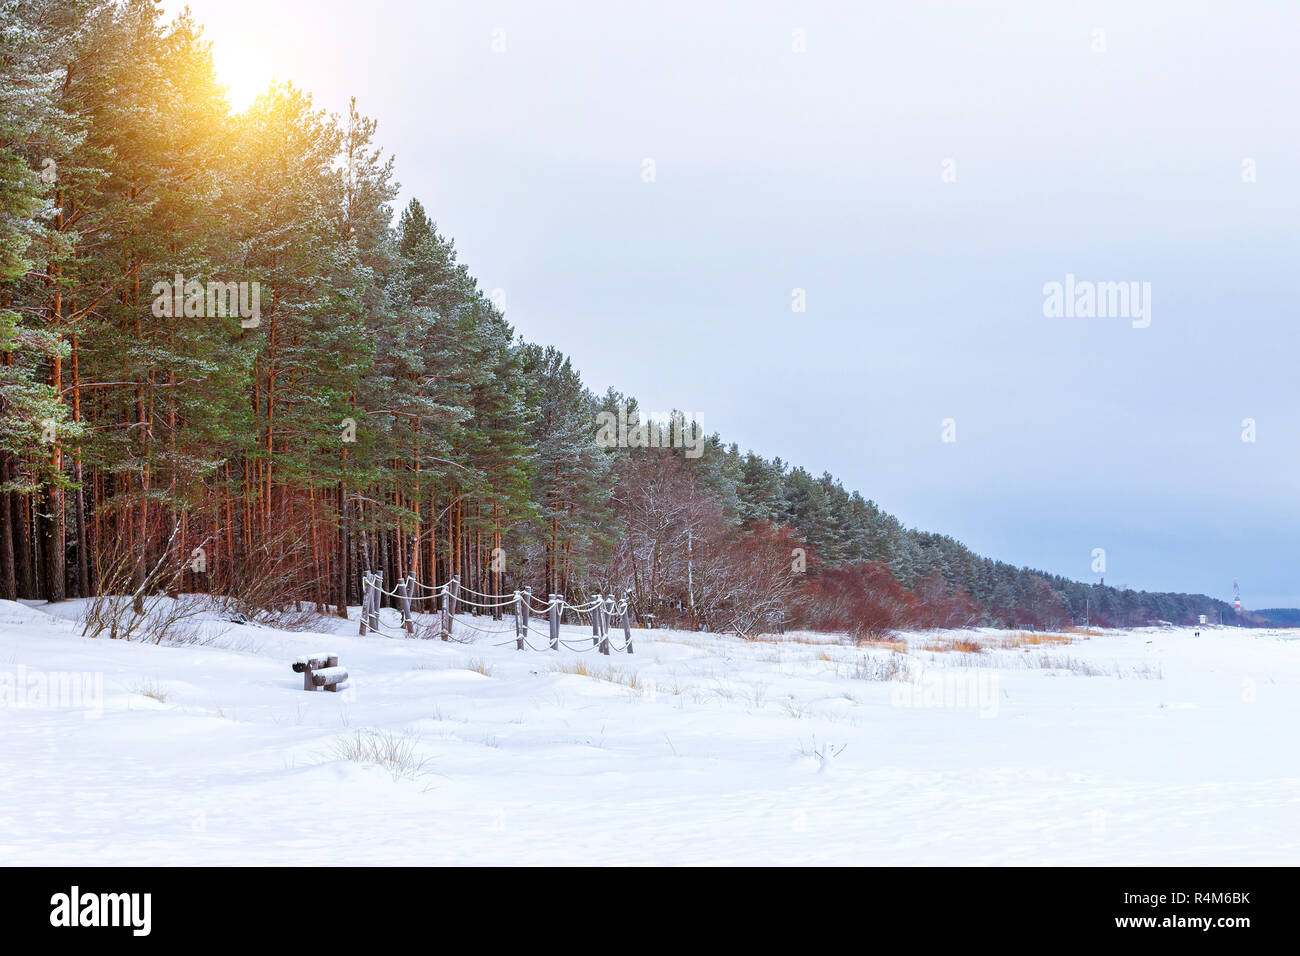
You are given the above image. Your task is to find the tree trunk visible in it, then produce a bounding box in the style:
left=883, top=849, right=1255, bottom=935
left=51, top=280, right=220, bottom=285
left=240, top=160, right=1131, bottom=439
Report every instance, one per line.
left=0, top=454, right=15, bottom=601
left=71, top=333, right=90, bottom=598
left=38, top=483, right=65, bottom=603
left=14, top=481, right=35, bottom=598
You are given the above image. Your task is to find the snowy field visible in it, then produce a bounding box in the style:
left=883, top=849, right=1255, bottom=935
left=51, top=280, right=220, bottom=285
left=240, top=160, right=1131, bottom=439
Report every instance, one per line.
left=2, top=598, right=1298, bottom=865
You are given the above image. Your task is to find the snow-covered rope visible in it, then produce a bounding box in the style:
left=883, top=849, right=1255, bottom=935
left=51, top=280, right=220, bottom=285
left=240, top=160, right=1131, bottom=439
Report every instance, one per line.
left=451, top=581, right=518, bottom=600
left=406, top=580, right=448, bottom=594
left=368, top=578, right=442, bottom=603
left=448, top=593, right=519, bottom=610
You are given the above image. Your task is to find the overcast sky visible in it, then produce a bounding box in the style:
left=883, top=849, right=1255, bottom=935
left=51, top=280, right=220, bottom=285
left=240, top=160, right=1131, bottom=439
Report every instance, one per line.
left=167, top=0, right=1300, bottom=607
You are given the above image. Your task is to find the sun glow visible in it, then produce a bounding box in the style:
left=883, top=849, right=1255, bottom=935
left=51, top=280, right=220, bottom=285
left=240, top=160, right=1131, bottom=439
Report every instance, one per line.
left=211, top=39, right=281, bottom=113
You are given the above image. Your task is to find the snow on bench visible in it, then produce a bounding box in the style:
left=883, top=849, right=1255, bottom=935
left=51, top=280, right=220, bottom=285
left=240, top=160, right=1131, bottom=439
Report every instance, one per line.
left=307, top=666, right=348, bottom=690
left=293, top=654, right=337, bottom=672
left=291, top=655, right=347, bottom=692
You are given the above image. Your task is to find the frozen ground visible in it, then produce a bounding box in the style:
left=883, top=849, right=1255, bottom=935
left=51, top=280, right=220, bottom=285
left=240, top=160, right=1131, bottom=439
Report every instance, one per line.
left=1, top=598, right=1297, bottom=865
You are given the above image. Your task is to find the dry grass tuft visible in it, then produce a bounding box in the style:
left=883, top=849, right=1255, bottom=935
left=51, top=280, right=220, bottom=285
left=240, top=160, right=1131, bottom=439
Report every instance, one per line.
left=923, top=637, right=985, bottom=653
left=766, top=631, right=852, bottom=646
left=554, top=659, right=591, bottom=677
left=852, top=654, right=912, bottom=681
left=995, top=631, right=1076, bottom=649
left=857, top=638, right=908, bottom=654
left=553, top=660, right=640, bottom=689
left=332, top=729, right=429, bottom=780
left=132, top=678, right=168, bottom=703
left=1033, top=655, right=1163, bottom=679
left=464, top=658, right=493, bottom=677
left=1035, top=654, right=1104, bottom=675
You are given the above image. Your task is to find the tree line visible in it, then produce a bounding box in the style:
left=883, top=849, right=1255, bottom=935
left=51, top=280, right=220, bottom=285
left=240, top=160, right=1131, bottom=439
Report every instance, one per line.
left=0, top=0, right=1240, bottom=634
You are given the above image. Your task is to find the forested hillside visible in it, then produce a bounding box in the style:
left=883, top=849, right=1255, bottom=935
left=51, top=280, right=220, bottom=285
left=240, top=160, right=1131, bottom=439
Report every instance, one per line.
left=0, top=0, right=1239, bottom=634
left=1255, top=609, right=1300, bottom=628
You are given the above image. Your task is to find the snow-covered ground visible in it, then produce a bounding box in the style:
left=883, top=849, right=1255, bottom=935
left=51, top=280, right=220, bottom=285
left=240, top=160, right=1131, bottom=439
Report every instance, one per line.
left=2, top=598, right=1297, bottom=865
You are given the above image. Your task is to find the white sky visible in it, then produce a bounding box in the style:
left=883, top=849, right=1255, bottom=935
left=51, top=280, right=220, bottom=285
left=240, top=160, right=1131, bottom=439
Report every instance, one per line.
left=166, top=0, right=1300, bottom=606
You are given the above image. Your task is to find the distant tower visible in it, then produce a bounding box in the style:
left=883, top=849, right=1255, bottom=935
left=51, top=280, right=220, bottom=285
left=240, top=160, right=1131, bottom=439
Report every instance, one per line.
left=1233, top=579, right=1241, bottom=613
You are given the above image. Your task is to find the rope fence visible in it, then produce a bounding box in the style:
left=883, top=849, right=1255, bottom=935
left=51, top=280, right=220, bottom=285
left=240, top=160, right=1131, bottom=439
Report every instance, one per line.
left=357, top=572, right=637, bottom=655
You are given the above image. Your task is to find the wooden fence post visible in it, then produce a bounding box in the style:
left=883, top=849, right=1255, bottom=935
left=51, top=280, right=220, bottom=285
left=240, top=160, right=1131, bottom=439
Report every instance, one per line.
left=367, top=571, right=381, bottom=631
left=442, top=575, right=459, bottom=641
left=599, top=595, right=612, bottom=655
left=521, top=587, right=531, bottom=650
left=358, top=574, right=370, bottom=636
left=395, top=579, right=412, bottom=635
left=514, top=591, right=524, bottom=650
left=592, top=593, right=602, bottom=645
left=406, top=575, right=418, bottom=635
left=439, top=579, right=450, bottom=641
left=549, top=594, right=560, bottom=650
left=622, top=593, right=633, bottom=654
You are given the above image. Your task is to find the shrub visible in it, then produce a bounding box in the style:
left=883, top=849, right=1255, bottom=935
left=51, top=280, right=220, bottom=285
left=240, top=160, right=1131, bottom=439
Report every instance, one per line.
left=794, top=561, right=916, bottom=638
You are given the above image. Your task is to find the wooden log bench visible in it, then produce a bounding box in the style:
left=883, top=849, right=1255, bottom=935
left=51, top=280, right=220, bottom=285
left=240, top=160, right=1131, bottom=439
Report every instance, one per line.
left=292, top=654, right=348, bottom=692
